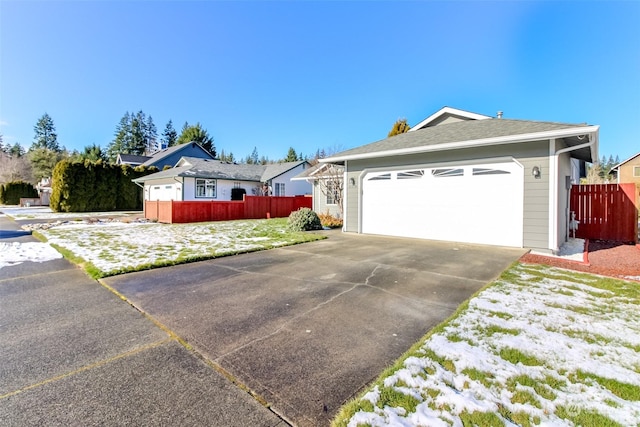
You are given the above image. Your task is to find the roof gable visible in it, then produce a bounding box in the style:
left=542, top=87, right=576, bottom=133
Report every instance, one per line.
left=611, top=152, right=640, bottom=171
left=410, top=106, right=492, bottom=131
left=141, top=142, right=214, bottom=168
left=261, top=161, right=309, bottom=181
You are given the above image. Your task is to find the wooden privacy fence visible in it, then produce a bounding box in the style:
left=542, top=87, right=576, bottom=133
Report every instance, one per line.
left=145, top=195, right=312, bottom=224
left=570, top=183, right=638, bottom=243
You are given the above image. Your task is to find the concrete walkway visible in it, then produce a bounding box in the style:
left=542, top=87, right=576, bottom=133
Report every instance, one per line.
left=0, top=214, right=286, bottom=426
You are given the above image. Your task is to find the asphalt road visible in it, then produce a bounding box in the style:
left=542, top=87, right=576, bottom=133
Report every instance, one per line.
left=0, top=214, right=287, bottom=427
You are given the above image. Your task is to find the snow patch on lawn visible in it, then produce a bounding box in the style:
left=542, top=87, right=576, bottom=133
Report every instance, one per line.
left=531, top=238, right=585, bottom=262
left=347, top=264, right=640, bottom=426
left=1, top=206, right=135, bottom=220
left=0, top=242, right=63, bottom=268
left=37, top=219, right=302, bottom=275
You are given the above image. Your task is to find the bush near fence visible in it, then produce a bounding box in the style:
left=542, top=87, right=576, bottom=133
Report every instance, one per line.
left=0, top=181, right=39, bottom=205
left=49, top=159, right=158, bottom=212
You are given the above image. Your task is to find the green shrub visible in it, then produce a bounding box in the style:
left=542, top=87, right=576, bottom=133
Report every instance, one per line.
left=50, top=160, right=157, bottom=212
left=0, top=181, right=38, bottom=205
left=288, top=208, right=322, bottom=231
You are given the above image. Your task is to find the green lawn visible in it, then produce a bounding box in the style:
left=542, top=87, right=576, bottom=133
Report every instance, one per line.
left=35, top=218, right=325, bottom=278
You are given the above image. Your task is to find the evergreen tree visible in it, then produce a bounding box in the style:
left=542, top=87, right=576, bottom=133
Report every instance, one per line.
left=28, top=147, right=65, bottom=180
left=161, top=120, right=178, bottom=148
left=284, top=147, right=298, bottom=162
left=246, top=147, right=259, bottom=164
left=10, top=143, right=25, bottom=157
left=128, top=111, right=147, bottom=156
left=387, top=118, right=411, bottom=137
left=76, top=144, right=106, bottom=162
left=32, top=113, right=60, bottom=152
left=176, top=122, right=216, bottom=156
left=107, top=112, right=132, bottom=162
left=145, top=115, right=158, bottom=154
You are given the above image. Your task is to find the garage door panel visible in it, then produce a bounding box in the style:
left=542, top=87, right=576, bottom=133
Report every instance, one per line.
left=362, top=162, right=523, bottom=247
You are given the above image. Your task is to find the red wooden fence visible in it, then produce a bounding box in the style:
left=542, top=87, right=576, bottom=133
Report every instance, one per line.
left=570, top=184, right=638, bottom=243
left=145, top=195, right=312, bottom=224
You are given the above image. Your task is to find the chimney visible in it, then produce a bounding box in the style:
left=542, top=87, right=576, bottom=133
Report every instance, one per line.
left=497, top=111, right=503, bottom=119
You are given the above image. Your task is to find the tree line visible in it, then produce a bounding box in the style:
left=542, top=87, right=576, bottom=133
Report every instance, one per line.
left=0, top=112, right=321, bottom=186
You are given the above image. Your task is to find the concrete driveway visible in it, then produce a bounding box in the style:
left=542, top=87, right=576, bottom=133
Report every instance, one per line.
left=104, top=231, right=526, bottom=426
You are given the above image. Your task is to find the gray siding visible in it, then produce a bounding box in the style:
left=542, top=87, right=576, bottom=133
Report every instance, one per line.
left=343, top=140, right=553, bottom=250
left=313, top=181, right=342, bottom=218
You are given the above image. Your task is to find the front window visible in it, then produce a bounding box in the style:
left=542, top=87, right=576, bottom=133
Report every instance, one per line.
left=326, top=182, right=336, bottom=205
left=275, top=183, right=285, bottom=196
left=195, top=179, right=216, bottom=198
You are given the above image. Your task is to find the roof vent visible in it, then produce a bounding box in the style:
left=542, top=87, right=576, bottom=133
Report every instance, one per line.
left=497, top=111, right=503, bottom=119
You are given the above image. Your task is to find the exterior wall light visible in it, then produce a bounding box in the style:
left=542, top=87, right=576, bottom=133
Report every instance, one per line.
left=532, top=166, right=541, bottom=178
left=349, top=177, right=356, bottom=186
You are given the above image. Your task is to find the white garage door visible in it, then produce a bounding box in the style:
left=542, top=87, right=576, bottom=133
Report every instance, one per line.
left=362, top=162, right=523, bottom=247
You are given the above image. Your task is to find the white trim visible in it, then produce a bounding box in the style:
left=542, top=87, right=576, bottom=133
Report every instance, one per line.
left=322, top=126, right=599, bottom=163
left=409, top=107, right=492, bottom=131
left=548, top=139, right=558, bottom=252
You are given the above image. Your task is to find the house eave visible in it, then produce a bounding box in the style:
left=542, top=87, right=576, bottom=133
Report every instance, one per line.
left=322, top=125, right=600, bottom=164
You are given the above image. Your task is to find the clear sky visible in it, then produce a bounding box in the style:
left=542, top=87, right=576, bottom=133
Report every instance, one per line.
left=1, top=1, right=638, bottom=162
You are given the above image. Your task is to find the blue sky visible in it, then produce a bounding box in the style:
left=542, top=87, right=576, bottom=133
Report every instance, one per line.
left=1, top=1, right=638, bottom=162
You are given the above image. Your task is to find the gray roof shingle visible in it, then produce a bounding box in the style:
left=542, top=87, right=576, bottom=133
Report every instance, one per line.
left=133, top=157, right=309, bottom=183
left=327, top=118, right=594, bottom=160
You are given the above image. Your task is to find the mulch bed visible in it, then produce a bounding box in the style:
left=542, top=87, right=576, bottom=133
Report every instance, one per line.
left=520, top=240, right=640, bottom=282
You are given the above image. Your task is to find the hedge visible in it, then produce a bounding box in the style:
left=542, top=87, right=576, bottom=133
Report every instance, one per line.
left=0, top=181, right=39, bottom=205
left=49, top=159, right=158, bottom=212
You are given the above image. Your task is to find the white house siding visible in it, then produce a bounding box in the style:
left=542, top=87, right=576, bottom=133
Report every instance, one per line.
left=312, top=180, right=342, bottom=218
left=344, top=141, right=555, bottom=251
left=270, top=166, right=312, bottom=196
left=182, top=177, right=259, bottom=201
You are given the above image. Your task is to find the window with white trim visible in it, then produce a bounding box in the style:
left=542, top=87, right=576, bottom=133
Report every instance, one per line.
left=368, top=173, right=391, bottom=181
left=274, top=183, right=285, bottom=196
left=195, top=179, right=216, bottom=198
left=431, top=168, right=464, bottom=177
left=397, top=170, right=425, bottom=179
left=634, top=166, right=640, bottom=177
left=326, top=182, right=338, bottom=205
left=472, top=168, right=510, bottom=176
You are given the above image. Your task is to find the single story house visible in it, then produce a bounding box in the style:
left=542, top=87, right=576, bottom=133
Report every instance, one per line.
left=610, top=152, right=640, bottom=185
left=321, top=106, right=599, bottom=254
left=133, top=157, right=312, bottom=201
left=117, top=142, right=215, bottom=169
left=292, top=162, right=344, bottom=218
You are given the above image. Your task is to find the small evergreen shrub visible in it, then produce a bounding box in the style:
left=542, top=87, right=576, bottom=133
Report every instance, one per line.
left=0, top=181, right=39, bottom=205
left=288, top=207, right=322, bottom=231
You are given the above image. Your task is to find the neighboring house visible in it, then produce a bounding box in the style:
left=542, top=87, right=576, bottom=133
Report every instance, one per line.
left=321, top=106, right=599, bottom=254
left=609, top=152, right=640, bottom=185
left=115, top=153, right=152, bottom=166
left=117, top=142, right=214, bottom=170
left=292, top=162, right=344, bottom=218
left=133, top=157, right=312, bottom=202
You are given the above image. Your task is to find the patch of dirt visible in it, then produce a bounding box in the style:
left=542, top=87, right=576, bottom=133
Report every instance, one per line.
left=520, top=240, right=640, bottom=282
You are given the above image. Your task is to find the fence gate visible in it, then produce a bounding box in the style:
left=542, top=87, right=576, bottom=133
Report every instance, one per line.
left=570, top=183, right=638, bottom=243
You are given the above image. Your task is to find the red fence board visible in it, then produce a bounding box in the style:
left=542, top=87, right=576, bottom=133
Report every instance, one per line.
left=144, top=195, right=312, bottom=224
left=570, top=184, right=638, bottom=243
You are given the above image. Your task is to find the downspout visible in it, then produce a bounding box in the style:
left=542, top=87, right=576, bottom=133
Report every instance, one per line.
left=173, top=177, right=183, bottom=200
left=550, top=136, right=598, bottom=250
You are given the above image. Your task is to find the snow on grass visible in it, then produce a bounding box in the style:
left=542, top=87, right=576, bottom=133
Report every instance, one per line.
left=0, top=242, right=63, bottom=268
left=531, top=237, right=585, bottom=262
left=37, top=218, right=324, bottom=277
left=338, top=263, right=640, bottom=427
left=2, top=206, right=136, bottom=220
